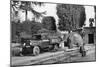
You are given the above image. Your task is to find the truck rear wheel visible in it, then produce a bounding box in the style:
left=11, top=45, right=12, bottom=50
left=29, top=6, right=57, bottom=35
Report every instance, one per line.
left=33, top=46, right=40, bottom=56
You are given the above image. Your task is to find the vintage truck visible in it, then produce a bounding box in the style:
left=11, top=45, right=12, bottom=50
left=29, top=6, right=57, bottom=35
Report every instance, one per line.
left=20, top=33, right=62, bottom=56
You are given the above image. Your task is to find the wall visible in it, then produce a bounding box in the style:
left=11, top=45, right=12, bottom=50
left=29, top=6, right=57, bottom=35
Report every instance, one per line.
left=83, top=27, right=96, bottom=44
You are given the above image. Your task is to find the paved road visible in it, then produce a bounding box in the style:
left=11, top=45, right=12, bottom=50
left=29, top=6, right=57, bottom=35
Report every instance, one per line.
left=11, top=45, right=96, bottom=66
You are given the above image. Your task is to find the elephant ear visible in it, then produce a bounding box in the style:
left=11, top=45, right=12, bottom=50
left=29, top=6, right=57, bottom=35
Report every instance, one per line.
left=68, top=32, right=83, bottom=46
left=73, top=32, right=83, bottom=46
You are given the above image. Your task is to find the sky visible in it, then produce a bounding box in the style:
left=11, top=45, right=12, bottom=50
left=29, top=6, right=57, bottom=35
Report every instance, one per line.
left=84, top=6, right=96, bottom=27
left=17, top=3, right=96, bottom=27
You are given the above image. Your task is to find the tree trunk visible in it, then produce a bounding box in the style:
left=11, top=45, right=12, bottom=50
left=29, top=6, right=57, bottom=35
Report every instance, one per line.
left=25, top=10, right=28, bottom=21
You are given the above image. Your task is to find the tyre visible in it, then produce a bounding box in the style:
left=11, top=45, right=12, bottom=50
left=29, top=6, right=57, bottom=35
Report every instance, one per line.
left=33, top=46, right=40, bottom=56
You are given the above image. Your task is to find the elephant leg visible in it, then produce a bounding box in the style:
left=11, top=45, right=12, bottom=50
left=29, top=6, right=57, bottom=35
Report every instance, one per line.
left=79, top=46, right=86, bottom=57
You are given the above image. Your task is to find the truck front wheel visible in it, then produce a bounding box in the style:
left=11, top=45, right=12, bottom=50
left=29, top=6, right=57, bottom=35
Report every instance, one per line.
left=33, top=46, right=40, bottom=56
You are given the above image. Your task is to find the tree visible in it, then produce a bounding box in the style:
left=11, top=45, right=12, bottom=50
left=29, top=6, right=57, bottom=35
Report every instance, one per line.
left=21, top=20, right=33, bottom=34
left=89, top=18, right=94, bottom=27
left=42, top=16, right=57, bottom=31
left=11, top=1, right=19, bottom=22
left=57, top=4, right=86, bottom=31
left=31, top=22, right=43, bottom=34
left=11, top=20, right=23, bottom=42
left=11, top=1, right=46, bottom=22
left=11, top=1, right=46, bottom=41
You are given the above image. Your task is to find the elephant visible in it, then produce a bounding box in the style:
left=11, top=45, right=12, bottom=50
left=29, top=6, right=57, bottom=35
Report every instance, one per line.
left=64, top=32, right=86, bottom=57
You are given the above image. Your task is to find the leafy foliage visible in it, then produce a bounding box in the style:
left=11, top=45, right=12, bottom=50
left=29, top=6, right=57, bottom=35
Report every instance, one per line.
left=42, top=16, right=57, bottom=31
left=89, top=18, right=94, bottom=27
left=11, top=1, right=46, bottom=42
left=57, top=4, right=86, bottom=31
left=11, top=20, right=43, bottom=41
left=31, top=21, right=43, bottom=34
left=11, top=1, right=46, bottom=22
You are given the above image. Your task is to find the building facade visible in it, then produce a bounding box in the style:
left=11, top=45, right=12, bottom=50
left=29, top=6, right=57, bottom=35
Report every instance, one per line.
left=83, top=27, right=96, bottom=44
